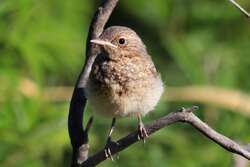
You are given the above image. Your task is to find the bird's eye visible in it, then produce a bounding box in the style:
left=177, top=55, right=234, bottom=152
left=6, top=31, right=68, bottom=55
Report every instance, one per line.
left=118, top=38, right=126, bottom=45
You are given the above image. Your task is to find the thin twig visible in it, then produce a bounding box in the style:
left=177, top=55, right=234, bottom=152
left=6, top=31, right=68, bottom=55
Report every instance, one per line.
left=229, top=0, right=250, bottom=18
left=80, top=106, right=250, bottom=166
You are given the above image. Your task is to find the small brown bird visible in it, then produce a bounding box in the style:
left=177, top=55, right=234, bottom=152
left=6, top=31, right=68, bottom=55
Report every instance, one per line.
left=85, top=26, right=164, bottom=158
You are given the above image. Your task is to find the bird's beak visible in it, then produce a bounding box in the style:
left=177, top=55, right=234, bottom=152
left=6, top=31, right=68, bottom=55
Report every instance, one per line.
left=90, top=39, right=117, bottom=48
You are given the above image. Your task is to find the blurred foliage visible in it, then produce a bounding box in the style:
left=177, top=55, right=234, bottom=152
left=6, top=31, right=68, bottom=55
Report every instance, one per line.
left=0, top=0, right=250, bottom=166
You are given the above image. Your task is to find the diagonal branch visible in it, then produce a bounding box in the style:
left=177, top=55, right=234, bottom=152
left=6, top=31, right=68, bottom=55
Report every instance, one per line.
left=78, top=0, right=119, bottom=88
left=229, top=0, right=250, bottom=18
left=68, top=0, right=119, bottom=166
left=80, top=106, right=250, bottom=167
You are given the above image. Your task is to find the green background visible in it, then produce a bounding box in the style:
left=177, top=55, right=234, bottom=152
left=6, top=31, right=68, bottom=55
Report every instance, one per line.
left=0, top=0, right=250, bottom=166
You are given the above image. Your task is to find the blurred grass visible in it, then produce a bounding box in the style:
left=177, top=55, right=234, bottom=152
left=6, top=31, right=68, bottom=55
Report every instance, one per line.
left=0, top=0, right=250, bottom=166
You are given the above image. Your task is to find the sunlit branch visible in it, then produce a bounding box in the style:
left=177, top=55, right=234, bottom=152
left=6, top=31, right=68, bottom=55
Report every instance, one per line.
left=229, top=0, right=250, bottom=18
left=80, top=106, right=250, bottom=166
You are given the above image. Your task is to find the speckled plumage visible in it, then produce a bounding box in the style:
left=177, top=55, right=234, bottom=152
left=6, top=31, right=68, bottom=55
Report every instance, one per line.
left=85, top=26, right=164, bottom=117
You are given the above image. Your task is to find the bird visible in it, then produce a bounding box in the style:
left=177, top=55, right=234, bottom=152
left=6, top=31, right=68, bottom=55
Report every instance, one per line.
left=85, top=26, right=164, bottom=159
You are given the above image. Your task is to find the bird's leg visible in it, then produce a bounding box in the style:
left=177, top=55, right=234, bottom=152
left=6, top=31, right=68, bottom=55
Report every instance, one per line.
left=104, top=117, right=119, bottom=161
left=137, top=114, right=148, bottom=143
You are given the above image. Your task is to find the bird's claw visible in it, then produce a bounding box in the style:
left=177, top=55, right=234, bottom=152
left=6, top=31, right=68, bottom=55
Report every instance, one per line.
left=104, top=147, right=114, bottom=161
left=137, top=122, right=148, bottom=143
left=104, top=139, right=119, bottom=161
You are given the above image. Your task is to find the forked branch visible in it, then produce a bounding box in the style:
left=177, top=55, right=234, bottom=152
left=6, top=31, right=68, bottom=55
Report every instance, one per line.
left=80, top=106, right=250, bottom=166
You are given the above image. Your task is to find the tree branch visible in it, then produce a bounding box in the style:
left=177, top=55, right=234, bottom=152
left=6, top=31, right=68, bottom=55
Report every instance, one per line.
left=80, top=106, right=250, bottom=167
left=68, top=0, right=119, bottom=166
left=229, top=0, right=250, bottom=18
left=78, top=0, right=119, bottom=88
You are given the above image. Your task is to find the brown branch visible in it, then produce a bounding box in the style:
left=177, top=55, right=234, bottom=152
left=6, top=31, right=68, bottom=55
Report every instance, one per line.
left=80, top=106, right=250, bottom=166
left=78, top=0, right=119, bottom=88
left=68, top=0, right=119, bottom=167
left=229, top=0, right=250, bottom=18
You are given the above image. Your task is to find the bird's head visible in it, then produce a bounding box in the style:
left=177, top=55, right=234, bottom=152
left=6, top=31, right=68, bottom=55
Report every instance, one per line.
left=91, top=26, right=147, bottom=58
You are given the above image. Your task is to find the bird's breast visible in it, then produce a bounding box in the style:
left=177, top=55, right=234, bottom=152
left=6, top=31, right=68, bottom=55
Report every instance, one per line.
left=86, top=54, right=163, bottom=117
left=92, top=54, right=157, bottom=84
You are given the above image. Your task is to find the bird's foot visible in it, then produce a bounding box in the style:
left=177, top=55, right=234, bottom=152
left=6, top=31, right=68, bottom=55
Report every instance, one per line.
left=104, top=137, right=119, bottom=161
left=137, top=122, right=148, bottom=143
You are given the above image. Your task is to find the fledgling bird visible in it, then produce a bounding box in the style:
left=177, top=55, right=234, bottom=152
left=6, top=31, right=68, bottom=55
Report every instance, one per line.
left=85, top=26, right=164, bottom=158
